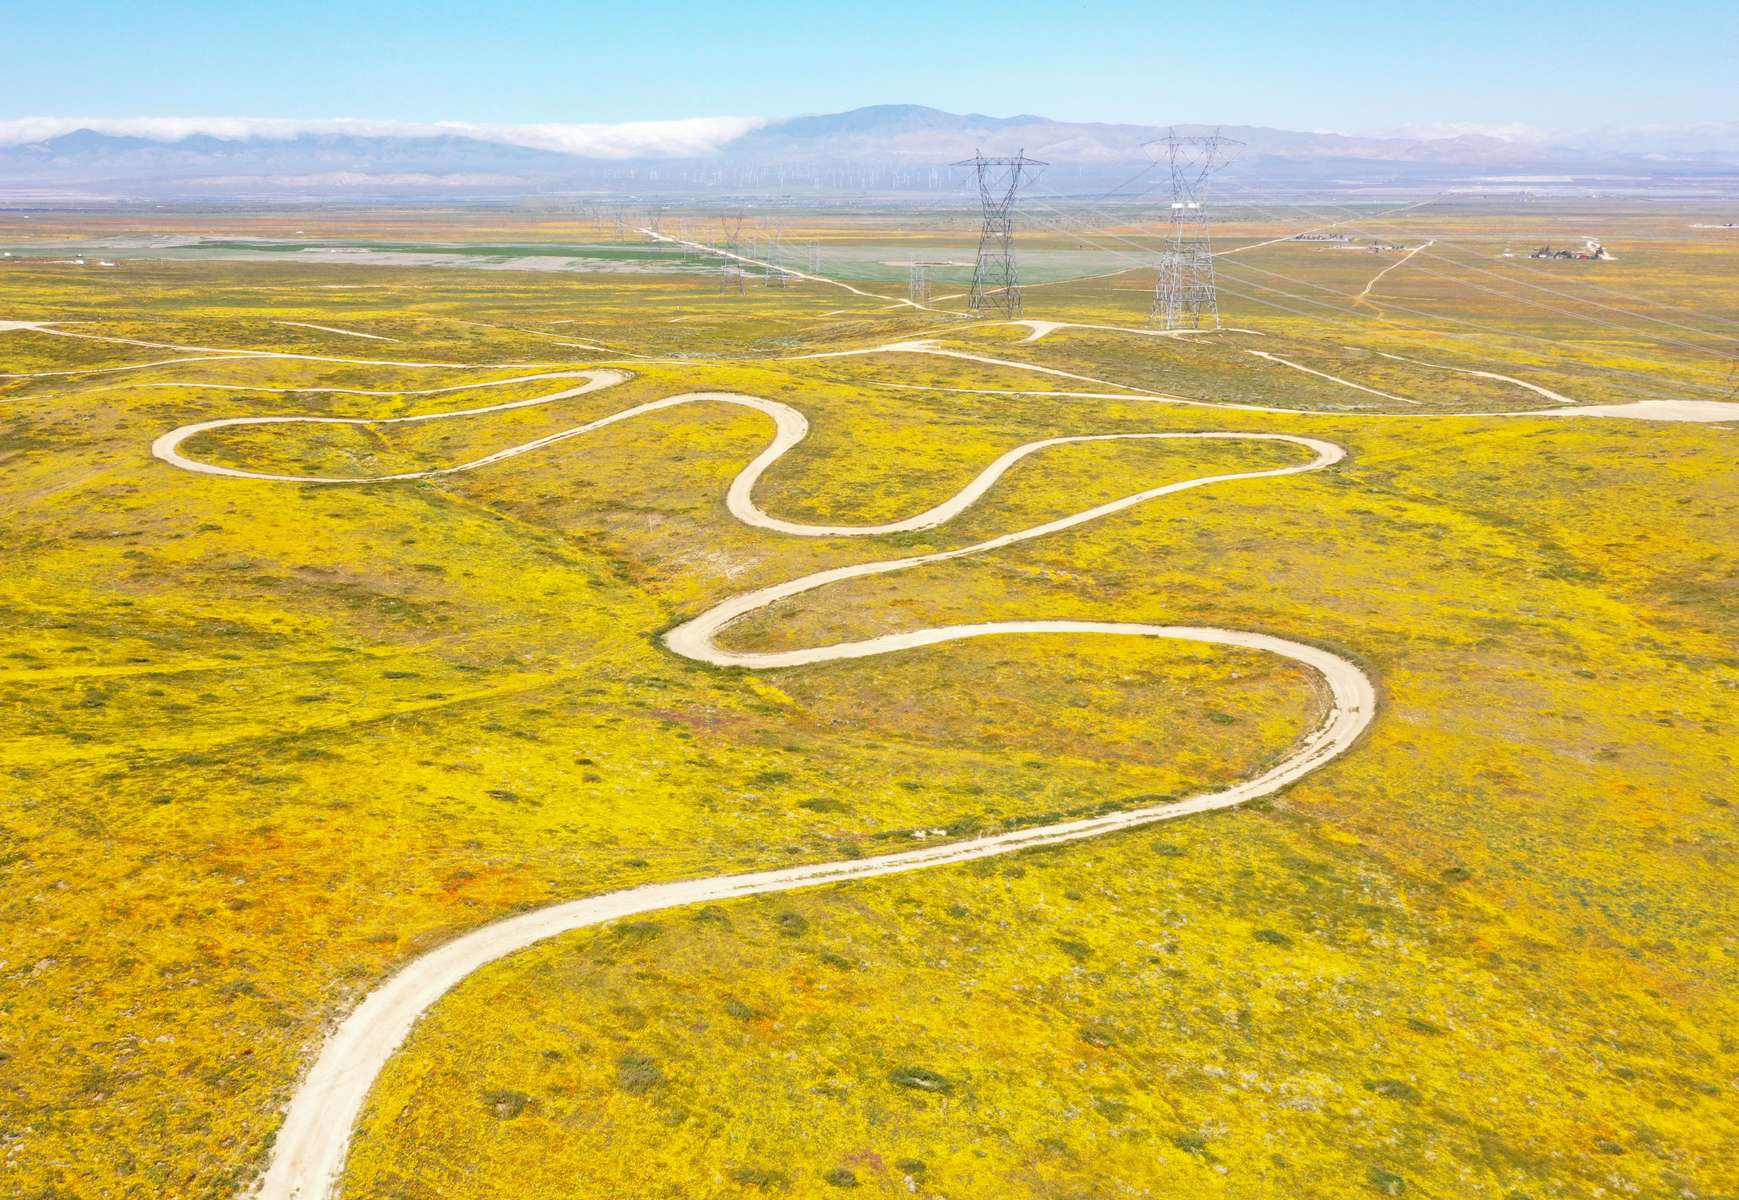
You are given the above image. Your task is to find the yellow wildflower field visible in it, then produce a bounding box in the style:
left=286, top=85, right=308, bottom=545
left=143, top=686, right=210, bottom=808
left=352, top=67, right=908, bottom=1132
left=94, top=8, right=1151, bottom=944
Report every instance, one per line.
left=0, top=207, right=1734, bottom=1199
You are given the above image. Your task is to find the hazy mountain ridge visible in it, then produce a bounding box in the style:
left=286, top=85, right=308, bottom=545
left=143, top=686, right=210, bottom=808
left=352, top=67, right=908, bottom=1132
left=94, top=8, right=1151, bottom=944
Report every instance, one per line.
left=2, top=104, right=1734, bottom=200
left=741, top=106, right=1739, bottom=166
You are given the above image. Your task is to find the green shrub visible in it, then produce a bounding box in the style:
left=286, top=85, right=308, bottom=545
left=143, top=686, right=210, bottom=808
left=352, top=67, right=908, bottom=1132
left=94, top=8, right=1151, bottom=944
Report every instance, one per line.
left=482, top=1089, right=530, bottom=1119
left=1093, top=1096, right=1130, bottom=1122
left=1367, top=1167, right=1406, bottom=1194
left=1365, top=1078, right=1422, bottom=1103
left=889, top=1066, right=953, bottom=1094
left=726, top=1166, right=786, bottom=1189
left=615, top=1052, right=664, bottom=1094
left=1053, top=937, right=1091, bottom=962
left=1171, top=1132, right=1210, bottom=1157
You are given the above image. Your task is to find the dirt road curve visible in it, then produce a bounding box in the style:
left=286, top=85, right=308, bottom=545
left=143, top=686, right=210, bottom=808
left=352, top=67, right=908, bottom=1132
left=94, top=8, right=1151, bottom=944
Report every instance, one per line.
left=153, top=370, right=1372, bottom=1200
left=127, top=338, right=1729, bottom=1199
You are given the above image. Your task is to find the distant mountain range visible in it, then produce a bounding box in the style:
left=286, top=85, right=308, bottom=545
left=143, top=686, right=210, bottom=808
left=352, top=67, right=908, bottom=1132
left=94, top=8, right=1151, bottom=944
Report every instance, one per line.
left=3, top=105, right=1736, bottom=201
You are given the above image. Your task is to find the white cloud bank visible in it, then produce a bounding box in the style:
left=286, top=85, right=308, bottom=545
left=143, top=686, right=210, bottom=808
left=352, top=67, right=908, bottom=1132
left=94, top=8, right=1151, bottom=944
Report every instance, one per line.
left=0, top=116, right=768, bottom=157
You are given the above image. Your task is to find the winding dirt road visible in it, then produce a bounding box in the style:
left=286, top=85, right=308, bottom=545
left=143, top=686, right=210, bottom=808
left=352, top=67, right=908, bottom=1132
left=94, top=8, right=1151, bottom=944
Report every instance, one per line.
left=111, top=325, right=1730, bottom=1198
left=151, top=369, right=1373, bottom=1200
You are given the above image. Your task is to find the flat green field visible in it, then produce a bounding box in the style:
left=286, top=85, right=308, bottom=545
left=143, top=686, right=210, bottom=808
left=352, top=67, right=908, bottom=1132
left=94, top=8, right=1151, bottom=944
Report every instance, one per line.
left=1, top=202, right=1735, bottom=1199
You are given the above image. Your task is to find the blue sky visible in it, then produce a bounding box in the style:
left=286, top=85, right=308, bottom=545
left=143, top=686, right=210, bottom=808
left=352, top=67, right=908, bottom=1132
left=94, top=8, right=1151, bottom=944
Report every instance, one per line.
left=5, top=0, right=1734, bottom=135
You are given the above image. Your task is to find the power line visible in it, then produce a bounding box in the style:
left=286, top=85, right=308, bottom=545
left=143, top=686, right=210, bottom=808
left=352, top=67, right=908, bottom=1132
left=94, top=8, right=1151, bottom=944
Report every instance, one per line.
left=1214, top=179, right=1739, bottom=344
left=1027, top=188, right=1731, bottom=376
left=1011, top=194, right=1732, bottom=400
left=1212, top=258, right=1732, bottom=397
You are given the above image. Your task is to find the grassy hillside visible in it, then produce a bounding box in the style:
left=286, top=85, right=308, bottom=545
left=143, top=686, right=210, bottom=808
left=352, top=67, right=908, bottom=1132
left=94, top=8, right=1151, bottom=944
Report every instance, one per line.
left=1, top=206, right=1734, bottom=1198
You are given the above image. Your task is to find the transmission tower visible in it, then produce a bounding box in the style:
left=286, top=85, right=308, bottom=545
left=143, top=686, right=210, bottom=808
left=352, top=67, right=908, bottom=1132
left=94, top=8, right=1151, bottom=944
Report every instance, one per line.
left=953, top=150, right=1046, bottom=317
left=1148, top=129, right=1243, bottom=330
left=719, top=215, right=745, bottom=261
left=909, top=260, right=931, bottom=306
left=762, top=225, right=797, bottom=287
left=716, top=214, right=747, bottom=294
left=808, top=240, right=820, bottom=274
left=762, top=226, right=784, bottom=286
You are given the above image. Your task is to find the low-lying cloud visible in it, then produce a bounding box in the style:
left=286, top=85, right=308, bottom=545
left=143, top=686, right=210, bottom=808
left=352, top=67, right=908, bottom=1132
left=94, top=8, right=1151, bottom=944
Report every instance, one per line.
left=0, top=116, right=768, bottom=158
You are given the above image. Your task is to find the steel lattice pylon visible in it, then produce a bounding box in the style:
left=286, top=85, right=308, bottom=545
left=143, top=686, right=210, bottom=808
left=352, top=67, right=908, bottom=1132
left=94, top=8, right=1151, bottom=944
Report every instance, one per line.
left=953, top=150, right=1046, bottom=317
left=718, top=214, right=746, bottom=294
left=762, top=226, right=786, bottom=286
left=909, top=259, right=944, bottom=306
left=1148, top=129, right=1243, bottom=330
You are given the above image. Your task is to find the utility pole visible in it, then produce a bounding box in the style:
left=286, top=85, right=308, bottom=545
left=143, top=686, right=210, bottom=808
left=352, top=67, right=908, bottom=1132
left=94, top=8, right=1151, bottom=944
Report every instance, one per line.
left=1149, top=129, right=1242, bottom=330
left=953, top=150, right=1046, bottom=317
